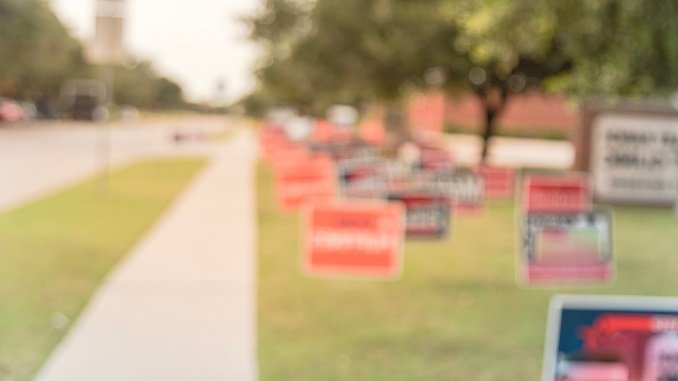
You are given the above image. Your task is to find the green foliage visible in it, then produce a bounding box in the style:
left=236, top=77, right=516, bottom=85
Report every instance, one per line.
left=0, top=0, right=88, bottom=98
left=112, top=62, right=186, bottom=109
left=0, top=158, right=205, bottom=381
left=152, top=77, right=185, bottom=109
left=0, top=0, right=188, bottom=109
left=457, top=0, right=678, bottom=97
left=566, top=0, right=678, bottom=96
left=444, top=122, right=569, bottom=141
left=246, top=0, right=453, bottom=114
left=245, top=0, right=676, bottom=159
left=245, top=0, right=677, bottom=113
left=250, top=0, right=678, bottom=102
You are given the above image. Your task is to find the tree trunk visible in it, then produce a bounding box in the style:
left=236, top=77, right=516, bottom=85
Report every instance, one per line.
left=476, top=87, right=508, bottom=163
left=480, top=108, right=496, bottom=163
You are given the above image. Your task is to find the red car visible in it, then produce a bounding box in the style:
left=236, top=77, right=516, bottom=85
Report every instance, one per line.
left=0, top=98, right=24, bottom=123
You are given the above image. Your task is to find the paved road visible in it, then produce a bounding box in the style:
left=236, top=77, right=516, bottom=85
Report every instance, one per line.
left=0, top=116, right=232, bottom=212
left=36, top=129, right=258, bottom=381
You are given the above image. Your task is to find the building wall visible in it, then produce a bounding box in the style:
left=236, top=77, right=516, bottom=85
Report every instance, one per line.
left=444, top=91, right=579, bottom=135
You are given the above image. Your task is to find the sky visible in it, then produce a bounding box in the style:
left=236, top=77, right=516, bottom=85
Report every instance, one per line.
left=50, top=0, right=262, bottom=104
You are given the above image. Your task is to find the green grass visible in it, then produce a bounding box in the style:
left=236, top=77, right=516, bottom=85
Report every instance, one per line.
left=257, top=162, right=678, bottom=380
left=444, top=123, right=569, bottom=141
left=211, top=127, right=238, bottom=141
left=0, top=158, right=205, bottom=381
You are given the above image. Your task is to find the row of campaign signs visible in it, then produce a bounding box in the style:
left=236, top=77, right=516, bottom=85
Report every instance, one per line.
left=261, top=124, right=613, bottom=286
left=261, top=123, right=678, bottom=381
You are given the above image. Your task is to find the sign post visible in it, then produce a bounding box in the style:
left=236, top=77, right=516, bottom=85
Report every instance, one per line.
left=91, top=0, right=127, bottom=64
left=90, top=0, right=127, bottom=192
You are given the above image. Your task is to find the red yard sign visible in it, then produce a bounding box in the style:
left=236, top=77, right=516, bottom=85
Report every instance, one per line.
left=360, top=120, right=387, bottom=146
left=265, top=140, right=311, bottom=167
left=312, top=119, right=352, bottom=143
left=259, top=123, right=314, bottom=164
left=259, top=127, right=287, bottom=154
left=302, top=200, right=405, bottom=278
left=522, top=175, right=590, bottom=213
left=275, top=155, right=336, bottom=211
left=478, top=166, right=516, bottom=199
left=311, top=119, right=335, bottom=142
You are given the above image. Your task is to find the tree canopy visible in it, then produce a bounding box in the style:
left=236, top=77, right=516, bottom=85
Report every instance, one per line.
left=0, top=0, right=87, bottom=99
left=0, top=0, right=188, bottom=110
left=245, top=0, right=677, bottom=158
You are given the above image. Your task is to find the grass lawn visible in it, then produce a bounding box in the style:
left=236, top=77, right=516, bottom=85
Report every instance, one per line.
left=0, top=158, right=205, bottom=381
left=257, top=162, right=678, bottom=380
left=444, top=123, right=569, bottom=141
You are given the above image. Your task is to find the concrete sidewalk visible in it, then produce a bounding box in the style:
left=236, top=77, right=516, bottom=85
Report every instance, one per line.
left=36, top=130, right=258, bottom=381
left=444, top=134, right=574, bottom=169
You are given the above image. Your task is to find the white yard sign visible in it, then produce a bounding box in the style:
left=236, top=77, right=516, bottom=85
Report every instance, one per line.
left=592, top=114, right=678, bottom=204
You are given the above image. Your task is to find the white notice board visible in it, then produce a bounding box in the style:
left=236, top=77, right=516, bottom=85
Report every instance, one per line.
left=592, top=114, right=678, bottom=204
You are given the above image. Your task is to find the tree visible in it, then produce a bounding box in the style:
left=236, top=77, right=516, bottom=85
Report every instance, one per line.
left=0, top=0, right=89, bottom=99
left=444, top=0, right=677, bottom=159
left=0, top=0, right=189, bottom=111
left=246, top=0, right=446, bottom=116
left=550, top=0, right=676, bottom=96
left=434, top=0, right=576, bottom=159
left=245, top=0, right=367, bottom=115
left=246, top=0, right=677, bottom=160
left=112, top=61, right=186, bottom=109
left=153, top=77, right=185, bottom=109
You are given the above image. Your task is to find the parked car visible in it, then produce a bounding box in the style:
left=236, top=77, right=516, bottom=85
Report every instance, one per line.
left=60, top=79, right=106, bottom=121
left=0, top=98, right=24, bottom=123
left=20, top=101, right=37, bottom=121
